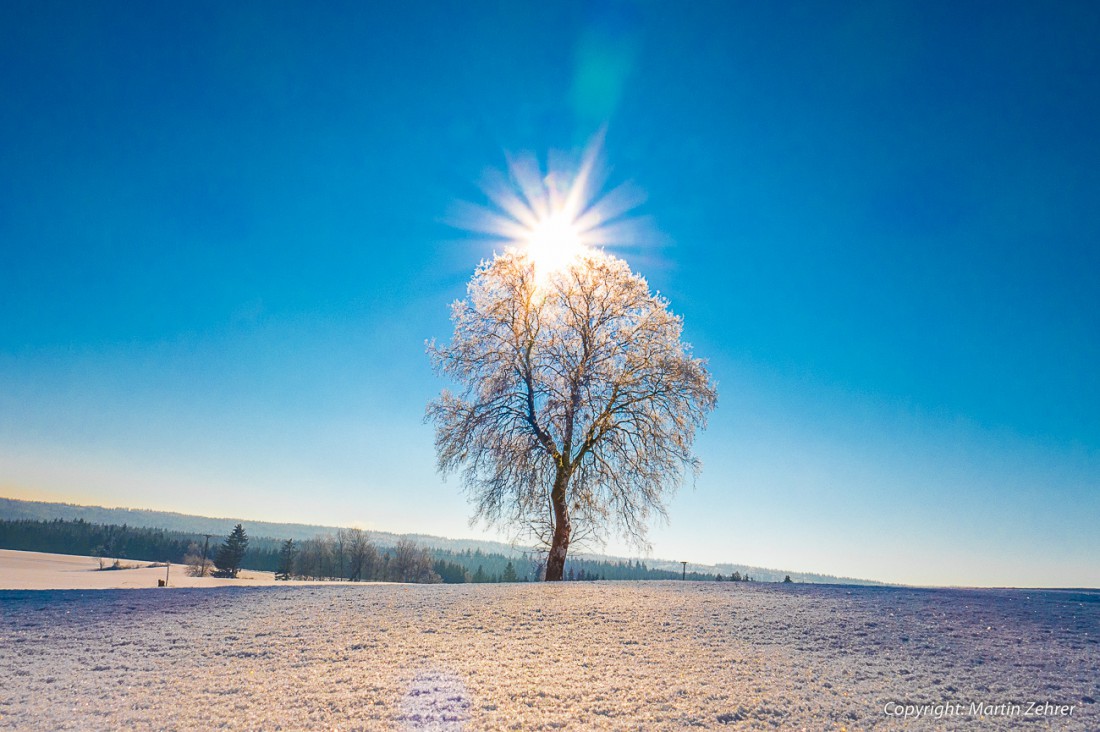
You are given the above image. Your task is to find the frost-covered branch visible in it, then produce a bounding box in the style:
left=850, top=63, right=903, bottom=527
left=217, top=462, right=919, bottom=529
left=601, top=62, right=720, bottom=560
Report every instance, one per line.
left=427, top=250, right=717, bottom=577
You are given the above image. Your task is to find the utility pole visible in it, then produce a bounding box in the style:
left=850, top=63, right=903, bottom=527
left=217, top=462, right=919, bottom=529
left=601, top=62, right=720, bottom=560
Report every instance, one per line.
left=200, top=534, right=213, bottom=577
left=680, top=561, right=687, bottom=581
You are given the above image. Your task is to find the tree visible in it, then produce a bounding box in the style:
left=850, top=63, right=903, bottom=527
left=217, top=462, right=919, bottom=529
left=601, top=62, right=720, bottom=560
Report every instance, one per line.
left=214, top=524, right=248, bottom=579
left=183, top=537, right=215, bottom=578
left=390, top=539, right=441, bottom=583
left=333, top=530, right=348, bottom=579
left=276, top=539, right=297, bottom=580
left=184, top=541, right=206, bottom=577
left=317, top=534, right=336, bottom=580
left=434, top=559, right=469, bottom=583
left=296, top=537, right=321, bottom=579
left=502, top=560, right=517, bottom=582
left=783, top=574, right=793, bottom=583
left=343, top=528, right=377, bottom=582
left=428, top=250, right=717, bottom=580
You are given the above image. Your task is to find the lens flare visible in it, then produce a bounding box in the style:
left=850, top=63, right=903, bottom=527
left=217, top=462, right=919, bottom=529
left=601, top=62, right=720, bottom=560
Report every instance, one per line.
left=450, top=134, right=650, bottom=283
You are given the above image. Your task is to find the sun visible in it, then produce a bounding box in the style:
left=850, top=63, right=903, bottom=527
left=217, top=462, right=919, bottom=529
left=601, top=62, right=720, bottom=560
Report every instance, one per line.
left=503, top=158, right=596, bottom=283
left=524, top=211, right=586, bottom=281
left=451, top=133, right=649, bottom=283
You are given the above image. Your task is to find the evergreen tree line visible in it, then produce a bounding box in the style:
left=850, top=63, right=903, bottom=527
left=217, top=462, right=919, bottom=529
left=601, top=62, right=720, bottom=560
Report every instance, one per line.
left=434, top=550, right=755, bottom=583
left=0, top=518, right=756, bottom=583
left=0, top=518, right=284, bottom=571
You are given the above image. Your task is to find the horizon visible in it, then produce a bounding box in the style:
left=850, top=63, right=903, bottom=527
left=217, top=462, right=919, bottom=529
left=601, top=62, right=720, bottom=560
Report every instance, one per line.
left=4, top=494, right=1095, bottom=592
left=4, top=495, right=891, bottom=584
left=2, top=2, right=1098, bottom=588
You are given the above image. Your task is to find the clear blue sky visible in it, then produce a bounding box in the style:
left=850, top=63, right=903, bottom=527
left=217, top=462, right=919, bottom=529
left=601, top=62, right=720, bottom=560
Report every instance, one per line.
left=2, top=1, right=1097, bottom=586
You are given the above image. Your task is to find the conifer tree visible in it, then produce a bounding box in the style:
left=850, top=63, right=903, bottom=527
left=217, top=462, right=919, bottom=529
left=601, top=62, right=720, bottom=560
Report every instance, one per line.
left=214, top=524, right=248, bottom=578
left=276, top=539, right=297, bottom=580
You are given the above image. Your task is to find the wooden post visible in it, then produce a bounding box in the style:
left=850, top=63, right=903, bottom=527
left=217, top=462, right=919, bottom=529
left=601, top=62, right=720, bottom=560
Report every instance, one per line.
left=681, top=561, right=687, bottom=581
left=200, top=534, right=213, bottom=577
left=165, top=561, right=170, bottom=588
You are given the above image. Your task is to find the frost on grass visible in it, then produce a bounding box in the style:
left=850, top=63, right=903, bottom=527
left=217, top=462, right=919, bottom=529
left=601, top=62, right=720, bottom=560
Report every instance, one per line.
left=0, top=583, right=1097, bottom=730
left=400, top=669, right=471, bottom=731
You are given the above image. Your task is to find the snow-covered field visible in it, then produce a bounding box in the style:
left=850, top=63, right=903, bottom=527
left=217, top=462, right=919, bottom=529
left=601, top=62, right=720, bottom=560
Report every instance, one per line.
left=1, top=581, right=1097, bottom=730
left=0, top=549, right=295, bottom=590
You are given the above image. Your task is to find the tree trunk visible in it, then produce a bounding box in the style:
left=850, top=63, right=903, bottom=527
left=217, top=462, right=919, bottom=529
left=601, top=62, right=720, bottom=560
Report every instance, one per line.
left=544, top=468, right=571, bottom=581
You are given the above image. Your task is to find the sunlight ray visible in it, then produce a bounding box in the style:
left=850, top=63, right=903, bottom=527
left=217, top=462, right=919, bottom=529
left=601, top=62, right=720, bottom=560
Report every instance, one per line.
left=457, top=136, right=651, bottom=283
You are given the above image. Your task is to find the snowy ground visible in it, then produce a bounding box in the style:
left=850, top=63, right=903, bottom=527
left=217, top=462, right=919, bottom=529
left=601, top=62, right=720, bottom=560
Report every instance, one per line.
left=0, top=550, right=360, bottom=590
left=0, top=582, right=1096, bottom=730
left=0, top=550, right=273, bottom=590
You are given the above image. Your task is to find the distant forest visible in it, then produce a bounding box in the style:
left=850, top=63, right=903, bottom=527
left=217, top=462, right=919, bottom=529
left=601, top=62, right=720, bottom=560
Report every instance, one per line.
left=0, top=518, right=752, bottom=583
left=0, top=497, right=884, bottom=585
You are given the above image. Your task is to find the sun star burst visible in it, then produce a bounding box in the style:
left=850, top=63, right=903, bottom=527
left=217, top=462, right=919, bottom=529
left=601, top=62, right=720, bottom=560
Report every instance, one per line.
left=452, top=135, right=649, bottom=283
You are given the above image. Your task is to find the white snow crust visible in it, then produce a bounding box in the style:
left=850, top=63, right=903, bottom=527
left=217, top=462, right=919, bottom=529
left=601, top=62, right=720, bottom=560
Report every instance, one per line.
left=1, top=582, right=1096, bottom=730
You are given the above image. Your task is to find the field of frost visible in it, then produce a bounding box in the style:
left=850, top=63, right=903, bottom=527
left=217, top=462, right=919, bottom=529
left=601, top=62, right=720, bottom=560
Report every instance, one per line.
left=1, top=581, right=1097, bottom=730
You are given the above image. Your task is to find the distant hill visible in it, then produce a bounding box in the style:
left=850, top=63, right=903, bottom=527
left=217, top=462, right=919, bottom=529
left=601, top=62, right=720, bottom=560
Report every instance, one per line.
left=0, top=497, right=520, bottom=556
left=0, top=497, right=884, bottom=585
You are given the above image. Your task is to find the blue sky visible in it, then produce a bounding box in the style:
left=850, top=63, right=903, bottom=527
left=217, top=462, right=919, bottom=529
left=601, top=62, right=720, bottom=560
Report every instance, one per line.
left=2, top=1, right=1097, bottom=586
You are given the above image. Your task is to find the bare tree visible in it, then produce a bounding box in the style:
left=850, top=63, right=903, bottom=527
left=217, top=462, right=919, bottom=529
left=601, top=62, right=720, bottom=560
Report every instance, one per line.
left=296, top=537, right=323, bottom=580
left=390, top=539, right=441, bottom=583
left=343, top=528, right=377, bottom=582
left=333, top=530, right=346, bottom=579
left=428, top=250, right=717, bottom=580
left=184, top=541, right=206, bottom=577
left=305, top=534, right=334, bottom=581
